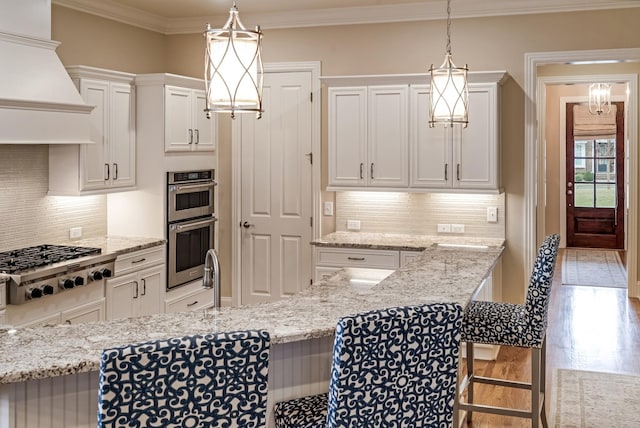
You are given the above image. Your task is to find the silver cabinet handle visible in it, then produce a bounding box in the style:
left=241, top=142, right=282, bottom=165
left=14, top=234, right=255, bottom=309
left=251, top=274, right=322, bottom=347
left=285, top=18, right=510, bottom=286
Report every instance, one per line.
left=347, top=256, right=365, bottom=261
left=370, top=163, right=374, bottom=179
left=195, top=129, right=200, bottom=144
left=188, top=129, right=193, bottom=144
left=360, top=163, right=364, bottom=179
left=131, top=258, right=146, bottom=264
left=445, top=163, right=448, bottom=181
left=104, top=163, right=110, bottom=181
left=186, top=300, right=198, bottom=307
left=141, top=278, right=146, bottom=296
left=113, top=163, right=118, bottom=180
left=457, top=163, right=460, bottom=181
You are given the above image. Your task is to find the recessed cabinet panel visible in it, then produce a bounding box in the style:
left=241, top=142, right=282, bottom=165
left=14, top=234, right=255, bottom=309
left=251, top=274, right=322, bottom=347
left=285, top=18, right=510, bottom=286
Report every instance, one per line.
left=165, top=86, right=216, bottom=152
left=109, top=83, right=136, bottom=188
left=328, top=87, right=367, bottom=186
left=81, top=80, right=109, bottom=191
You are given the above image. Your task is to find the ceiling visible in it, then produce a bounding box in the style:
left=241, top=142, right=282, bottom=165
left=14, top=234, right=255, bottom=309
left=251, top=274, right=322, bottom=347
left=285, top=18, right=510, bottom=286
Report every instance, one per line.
left=52, top=0, right=640, bottom=34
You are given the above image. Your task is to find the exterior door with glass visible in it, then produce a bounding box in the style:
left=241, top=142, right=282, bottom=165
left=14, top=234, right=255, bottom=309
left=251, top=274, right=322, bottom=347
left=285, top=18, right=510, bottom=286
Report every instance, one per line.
left=566, top=102, right=624, bottom=249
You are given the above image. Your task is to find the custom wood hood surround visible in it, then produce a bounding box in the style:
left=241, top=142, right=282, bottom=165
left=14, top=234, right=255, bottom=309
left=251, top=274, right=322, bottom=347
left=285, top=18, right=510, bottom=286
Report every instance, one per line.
left=0, top=0, right=94, bottom=145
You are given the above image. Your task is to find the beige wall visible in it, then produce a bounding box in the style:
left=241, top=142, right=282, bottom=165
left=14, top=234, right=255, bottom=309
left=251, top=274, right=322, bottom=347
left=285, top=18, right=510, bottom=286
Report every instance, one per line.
left=50, top=6, right=640, bottom=303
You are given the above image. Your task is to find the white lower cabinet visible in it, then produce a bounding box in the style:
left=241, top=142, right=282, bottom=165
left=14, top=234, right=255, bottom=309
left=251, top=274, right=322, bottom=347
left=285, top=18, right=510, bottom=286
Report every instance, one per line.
left=400, top=250, right=421, bottom=266
left=106, top=265, right=163, bottom=320
left=314, top=247, right=400, bottom=282
left=106, top=245, right=166, bottom=320
left=61, top=299, right=106, bottom=325
left=165, top=280, right=214, bottom=313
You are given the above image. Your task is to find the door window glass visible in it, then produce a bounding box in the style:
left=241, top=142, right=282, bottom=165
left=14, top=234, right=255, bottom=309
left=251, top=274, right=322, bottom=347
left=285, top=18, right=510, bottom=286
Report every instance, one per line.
left=573, top=137, right=616, bottom=208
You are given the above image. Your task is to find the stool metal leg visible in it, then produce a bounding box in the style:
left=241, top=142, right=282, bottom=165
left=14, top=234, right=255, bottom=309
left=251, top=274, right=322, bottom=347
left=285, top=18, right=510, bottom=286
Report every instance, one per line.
left=541, top=337, right=549, bottom=428
left=466, top=341, right=475, bottom=422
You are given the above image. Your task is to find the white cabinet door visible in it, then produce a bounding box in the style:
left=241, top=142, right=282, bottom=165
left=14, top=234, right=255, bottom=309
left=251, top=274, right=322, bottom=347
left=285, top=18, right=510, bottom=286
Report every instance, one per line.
left=165, top=86, right=216, bottom=152
left=109, top=82, right=136, bottom=189
left=368, top=86, right=409, bottom=187
left=328, top=87, right=367, bottom=187
left=61, top=299, right=106, bottom=324
left=454, top=86, right=498, bottom=190
left=410, top=85, right=451, bottom=189
left=106, top=272, right=138, bottom=320
left=80, top=79, right=110, bottom=192
left=136, top=265, right=163, bottom=317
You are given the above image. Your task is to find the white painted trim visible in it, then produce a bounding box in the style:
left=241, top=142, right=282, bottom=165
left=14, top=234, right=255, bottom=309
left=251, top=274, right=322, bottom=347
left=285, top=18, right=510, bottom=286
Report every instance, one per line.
left=231, top=62, right=322, bottom=306
left=52, top=0, right=640, bottom=34
left=525, top=49, right=640, bottom=299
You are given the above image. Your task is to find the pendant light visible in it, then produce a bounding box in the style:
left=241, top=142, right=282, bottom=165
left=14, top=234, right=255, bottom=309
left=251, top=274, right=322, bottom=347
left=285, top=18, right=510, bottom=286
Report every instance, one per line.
left=588, top=82, right=611, bottom=115
left=429, top=0, right=468, bottom=128
left=204, top=2, right=263, bottom=119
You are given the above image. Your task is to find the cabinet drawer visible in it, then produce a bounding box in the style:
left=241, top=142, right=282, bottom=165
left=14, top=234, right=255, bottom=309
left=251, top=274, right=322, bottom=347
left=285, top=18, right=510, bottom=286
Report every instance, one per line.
left=115, top=245, right=165, bottom=276
left=165, top=287, right=213, bottom=314
left=316, top=248, right=399, bottom=269
left=400, top=251, right=422, bottom=267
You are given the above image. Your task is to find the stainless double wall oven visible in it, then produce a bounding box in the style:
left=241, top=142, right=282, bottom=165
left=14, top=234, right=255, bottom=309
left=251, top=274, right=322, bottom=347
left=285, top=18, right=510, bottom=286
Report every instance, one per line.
left=166, top=169, right=217, bottom=290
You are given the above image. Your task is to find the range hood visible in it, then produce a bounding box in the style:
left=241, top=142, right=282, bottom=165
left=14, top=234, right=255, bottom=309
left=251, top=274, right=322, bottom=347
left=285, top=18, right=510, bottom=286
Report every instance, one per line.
left=0, top=0, right=93, bottom=145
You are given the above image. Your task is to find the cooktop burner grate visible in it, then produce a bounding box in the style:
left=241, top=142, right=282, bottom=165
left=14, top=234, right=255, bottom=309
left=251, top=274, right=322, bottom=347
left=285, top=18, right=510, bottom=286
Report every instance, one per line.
left=0, top=244, right=102, bottom=274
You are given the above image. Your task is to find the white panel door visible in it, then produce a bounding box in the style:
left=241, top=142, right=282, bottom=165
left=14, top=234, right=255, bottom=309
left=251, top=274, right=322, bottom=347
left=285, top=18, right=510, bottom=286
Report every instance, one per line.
left=455, top=86, right=496, bottom=189
left=409, top=85, right=451, bottom=188
left=241, top=71, right=313, bottom=305
left=367, top=85, right=408, bottom=187
left=80, top=79, right=109, bottom=191
left=109, top=82, right=135, bottom=188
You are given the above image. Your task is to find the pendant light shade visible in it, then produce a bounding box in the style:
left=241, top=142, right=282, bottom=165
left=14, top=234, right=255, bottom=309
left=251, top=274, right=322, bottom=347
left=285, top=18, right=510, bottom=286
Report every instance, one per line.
left=204, top=3, right=263, bottom=119
left=429, top=0, right=468, bottom=128
left=588, top=82, right=611, bottom=115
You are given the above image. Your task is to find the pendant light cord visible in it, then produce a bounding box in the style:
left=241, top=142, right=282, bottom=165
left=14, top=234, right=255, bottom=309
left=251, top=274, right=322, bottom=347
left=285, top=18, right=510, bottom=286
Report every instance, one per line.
left=446, top=0, right=452, bottom=54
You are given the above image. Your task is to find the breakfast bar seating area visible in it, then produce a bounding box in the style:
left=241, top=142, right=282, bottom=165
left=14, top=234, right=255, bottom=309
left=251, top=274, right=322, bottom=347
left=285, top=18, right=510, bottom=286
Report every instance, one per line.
left=0, top=241, right=504, bottom=427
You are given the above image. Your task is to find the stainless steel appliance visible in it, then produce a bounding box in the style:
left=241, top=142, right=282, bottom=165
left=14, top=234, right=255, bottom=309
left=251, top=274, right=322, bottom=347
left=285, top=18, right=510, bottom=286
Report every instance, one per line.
left=167, top=170, right=218, bottom=290
left=0, top=244, right=116, bottom=305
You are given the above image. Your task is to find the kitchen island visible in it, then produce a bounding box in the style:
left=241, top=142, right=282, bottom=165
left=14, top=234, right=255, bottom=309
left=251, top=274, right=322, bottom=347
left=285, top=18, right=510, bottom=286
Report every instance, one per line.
left=0, top=238, right=503, bottom=428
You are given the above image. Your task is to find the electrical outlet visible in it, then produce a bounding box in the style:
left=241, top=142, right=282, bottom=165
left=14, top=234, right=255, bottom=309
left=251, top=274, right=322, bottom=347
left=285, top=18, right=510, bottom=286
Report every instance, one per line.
left=487, top=206, right=498, bottom=223
left=69, top=227, right=82, bottom=239
left=323, top=201, right=334, bottom=216
left=451, top=224, right=465, bottom=233
left=437, top=224, right=451, bottom=233
left=347, top=220, right=361, bottom=231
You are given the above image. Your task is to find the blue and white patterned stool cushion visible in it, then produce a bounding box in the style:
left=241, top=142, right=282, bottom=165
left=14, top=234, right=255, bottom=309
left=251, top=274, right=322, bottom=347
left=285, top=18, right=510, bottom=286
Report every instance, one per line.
left=462, top=233, right=560, bottom=348
left=274, top=303, right=463, bottom=428
left=98, top=330, right=270, bottom=428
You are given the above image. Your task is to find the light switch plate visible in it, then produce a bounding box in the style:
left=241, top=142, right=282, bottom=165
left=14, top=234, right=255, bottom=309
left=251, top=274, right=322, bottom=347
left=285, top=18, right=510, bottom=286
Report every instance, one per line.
left=451, top=224, right=465, bottom=233
left=487, top=206, right=498, bottom=223
left=69, top=227, right=82, bottom=239
left=323, top=201, right=334, bottom=216
left=437, top=224, right=451, bottom=233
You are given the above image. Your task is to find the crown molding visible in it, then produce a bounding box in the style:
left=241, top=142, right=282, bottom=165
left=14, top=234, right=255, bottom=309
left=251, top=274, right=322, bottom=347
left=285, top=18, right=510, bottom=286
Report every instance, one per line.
left=53, top=0, right=640, bottom=35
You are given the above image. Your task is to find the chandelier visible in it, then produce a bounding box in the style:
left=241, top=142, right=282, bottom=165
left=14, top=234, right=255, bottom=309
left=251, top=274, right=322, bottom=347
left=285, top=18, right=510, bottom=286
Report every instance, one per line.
left=204, top=2, right=263, bottom=119
left=429, top=0, right=469, bottom=128
left=588, top=82, right=611, bottom=115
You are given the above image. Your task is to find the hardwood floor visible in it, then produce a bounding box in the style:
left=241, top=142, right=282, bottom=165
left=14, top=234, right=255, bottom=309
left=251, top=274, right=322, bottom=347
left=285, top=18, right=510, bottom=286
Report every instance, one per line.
left=460, top=249, right=640, bottom=427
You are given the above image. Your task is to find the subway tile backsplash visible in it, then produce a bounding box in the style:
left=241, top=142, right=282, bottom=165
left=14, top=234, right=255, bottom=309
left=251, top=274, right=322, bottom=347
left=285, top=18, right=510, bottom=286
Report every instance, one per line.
left=335, top=191, right=505, bottom=239
left=0, top=145, right=106, bottom=251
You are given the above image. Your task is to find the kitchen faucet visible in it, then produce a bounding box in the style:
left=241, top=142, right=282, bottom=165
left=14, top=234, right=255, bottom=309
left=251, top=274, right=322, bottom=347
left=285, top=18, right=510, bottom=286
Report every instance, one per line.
left=203, top=248, right=221, bottom=309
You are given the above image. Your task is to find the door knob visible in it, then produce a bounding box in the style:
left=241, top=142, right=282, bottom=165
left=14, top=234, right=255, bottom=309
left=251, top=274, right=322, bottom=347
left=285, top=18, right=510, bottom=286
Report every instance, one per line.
left=242, top=221, right=255, bottom=229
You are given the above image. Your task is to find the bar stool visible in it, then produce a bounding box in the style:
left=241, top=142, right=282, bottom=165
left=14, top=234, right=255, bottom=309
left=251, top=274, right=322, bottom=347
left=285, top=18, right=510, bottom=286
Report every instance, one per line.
left=274, top=302, right=464, bottom=427
left=454, top=233, right=560, bottom=428
left=98, top=330, right=270, bottom=427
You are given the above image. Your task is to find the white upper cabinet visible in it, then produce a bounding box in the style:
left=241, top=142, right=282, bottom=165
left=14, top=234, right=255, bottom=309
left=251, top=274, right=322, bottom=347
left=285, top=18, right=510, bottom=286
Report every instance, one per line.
left=49, top=66, right=136, bottom=195
left=328, top=85, right=408, bottom=189
left=410, top=82, right=500, bottom=190
left=325, top=72, right=507, bottom=193
left=165, top=86, right=215, bottom=152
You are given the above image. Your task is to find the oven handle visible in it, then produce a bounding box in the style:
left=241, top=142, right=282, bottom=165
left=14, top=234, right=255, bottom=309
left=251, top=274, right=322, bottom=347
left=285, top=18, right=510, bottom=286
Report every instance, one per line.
left=172, top=181, right=217, bottom=192
left=174, top=217, right=218, bottom=231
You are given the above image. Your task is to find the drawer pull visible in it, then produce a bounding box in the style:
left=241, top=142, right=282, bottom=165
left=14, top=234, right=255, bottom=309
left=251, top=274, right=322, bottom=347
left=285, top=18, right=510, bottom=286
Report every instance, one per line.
left=347, top=256, right=365, bottom=261
left=186, top=300, right=198, bottom=307
left=131, top=258, right=146, bottom=264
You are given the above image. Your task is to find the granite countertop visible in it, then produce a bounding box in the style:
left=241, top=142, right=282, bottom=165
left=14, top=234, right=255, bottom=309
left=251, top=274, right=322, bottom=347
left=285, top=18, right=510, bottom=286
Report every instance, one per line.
left=0, top=238, right=503, bottom=385
left=312, top=231, right=505, bottom=251
left=62, top=236, right=166, bottom=256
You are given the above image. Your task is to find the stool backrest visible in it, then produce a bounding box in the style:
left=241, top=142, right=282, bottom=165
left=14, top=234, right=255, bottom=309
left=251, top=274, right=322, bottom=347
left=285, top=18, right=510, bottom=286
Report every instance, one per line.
left=525, top=233, right=561, bottom=342
left=326, top=303, right=463, bottom=427
left=98, top=330, right=270, bottom=428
